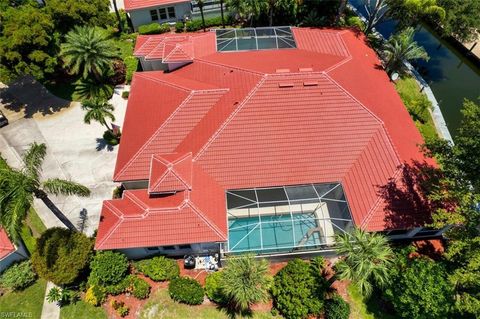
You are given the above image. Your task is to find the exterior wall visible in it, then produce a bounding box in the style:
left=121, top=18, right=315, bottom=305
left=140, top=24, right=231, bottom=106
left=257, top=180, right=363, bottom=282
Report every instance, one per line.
left=129, top=2, right=192, bottom=31
left=117, top=242, right=221, bottom=260
left=139, top=58, right=167, bottom=72
left=0, top=242, right=28, bottom=273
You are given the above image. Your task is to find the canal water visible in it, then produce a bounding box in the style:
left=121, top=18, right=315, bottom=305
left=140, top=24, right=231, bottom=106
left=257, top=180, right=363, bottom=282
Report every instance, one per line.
left=349, top=0, right=480, bottom=137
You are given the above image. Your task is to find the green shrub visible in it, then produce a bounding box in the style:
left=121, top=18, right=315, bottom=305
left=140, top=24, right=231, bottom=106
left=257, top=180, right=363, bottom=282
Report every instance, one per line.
left=121, top=91, right=129, bottom=99
left=205, top=271, right=225, bottom=304
left=124, top=56, right=138, bottom=84
left=325, top=295, right=350, bottom=319
left=138, top=22, right=170, bottom=35
left=271, top=258, right=327, bottom=319
left=89, top=251, right=129, bottom=287
left=0, top=261, right=37, bottom=291
left=129, top=276, right=150, bottom=299
left=103, top=129, right=121, bottom=146
left=31, top=227, right=93, bottom=285
left=183, top=16, right=230, bottom=32
left=175, top=21, right=184, bottom=32
left=117, top=305, right=129, bottom=317
left=168, top=277, right=204, bottom=305
left=105, top=276, right=130, bottom=295
left=135, top=256, right=179, bottom=281
left=85, top=285, right=106, bottom=306
left=346, top=16, right=365, bottom=30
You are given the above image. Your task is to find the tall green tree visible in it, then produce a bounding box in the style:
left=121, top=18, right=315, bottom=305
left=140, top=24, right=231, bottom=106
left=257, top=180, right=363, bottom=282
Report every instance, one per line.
left=335, top=228, right=394, bottom=297
left=0, top=143, right=90, bottom=240
left=0, top=3, right=57, bottom=82
left=60, top=26, right=120, bottom=81
left=221, top=254, right=272, bottom=313
left=44, top=0, right=113, bottom=33
left=437, top=0, right=480, bottom=42
left=383, top=27, right=429, bottom=76
left=111, top=0, right=123, bottom=33
left=388, top=0, right=446, bottom=30
left=81, top=98, right=116, bottom=132
left=384, top=251, right=455, bottom=319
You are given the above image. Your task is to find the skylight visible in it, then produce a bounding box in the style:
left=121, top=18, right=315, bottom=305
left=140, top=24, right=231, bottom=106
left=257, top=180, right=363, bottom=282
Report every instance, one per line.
left=226, top=183, right=354, bottom=254
left=215, top=27, right=297, bottom=52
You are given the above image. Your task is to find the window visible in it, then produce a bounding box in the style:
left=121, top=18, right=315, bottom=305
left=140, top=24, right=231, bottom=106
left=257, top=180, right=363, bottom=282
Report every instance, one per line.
left=167, top=6, right=176, bottom=18
left=159, top=8, right=167, bottom=20
left=179, top=244, right=191, bottom=249
left=163, top=245, right=175, bottom=250
left=150, top=9, right=158, bottom=21
left=387, top=229, right=409, bottom=236
left=146, top=246, right=159, bottom=251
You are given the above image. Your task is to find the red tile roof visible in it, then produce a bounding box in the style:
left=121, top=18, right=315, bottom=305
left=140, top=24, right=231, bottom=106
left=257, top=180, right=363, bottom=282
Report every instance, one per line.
left=96, top=28, right=431, bottom=250
left=148, top=153, right=193, bottom=193
left=0, top=228, right=15, bottom=260
left=124, top=0, right=189, bottom=11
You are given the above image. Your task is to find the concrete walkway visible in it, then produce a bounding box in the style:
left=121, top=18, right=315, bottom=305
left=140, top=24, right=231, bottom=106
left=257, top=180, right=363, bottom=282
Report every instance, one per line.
left=40, top=282, right=60, bottom=319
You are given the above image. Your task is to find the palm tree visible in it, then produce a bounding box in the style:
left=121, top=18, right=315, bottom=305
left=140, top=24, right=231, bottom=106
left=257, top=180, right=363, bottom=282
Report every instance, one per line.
left=197, top=0, right=206, bottom=32
left=81, top=98, right=116, bottom=132
left=220, top=0, right=225, bottom=28
left=221, top=254, right=272, bottom=313
left=0, top=143, right=90, bottom=240
left=335, top=228, right=394, bottom=297
left=111, top=0, right=123, bottom=32
left=363, top=0, right=388, bottom=34
left=383, top=27, right=429, bottom=76
left=388, top=0, right=445, bottom=30
left=60, top=26, right=120, bottom=81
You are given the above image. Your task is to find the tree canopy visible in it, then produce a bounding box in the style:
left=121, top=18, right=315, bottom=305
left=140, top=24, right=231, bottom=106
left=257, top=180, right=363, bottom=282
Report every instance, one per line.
left=437, top=0, right=480, bottom=42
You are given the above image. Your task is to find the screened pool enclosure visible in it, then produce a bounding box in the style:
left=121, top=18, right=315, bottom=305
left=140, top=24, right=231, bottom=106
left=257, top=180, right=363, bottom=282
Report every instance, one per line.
left=226, top=183, right=354, bottom=254
left=215, top=27, right=297, bottom=52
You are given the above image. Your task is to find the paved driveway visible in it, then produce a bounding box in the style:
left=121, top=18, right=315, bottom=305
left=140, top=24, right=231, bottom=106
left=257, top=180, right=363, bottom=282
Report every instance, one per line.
left=0, top=83, right=129, bottom=235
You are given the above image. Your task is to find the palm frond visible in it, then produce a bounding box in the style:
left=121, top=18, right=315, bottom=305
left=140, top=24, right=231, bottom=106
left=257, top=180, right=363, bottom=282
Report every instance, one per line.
left=42, top=178, right=91, bottom=197
left=22, top=142, right=47, bottom=180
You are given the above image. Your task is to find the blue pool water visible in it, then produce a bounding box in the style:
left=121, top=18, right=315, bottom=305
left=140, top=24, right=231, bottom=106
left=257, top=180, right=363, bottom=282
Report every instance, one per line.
left=228, top=213, right=323, bottom=253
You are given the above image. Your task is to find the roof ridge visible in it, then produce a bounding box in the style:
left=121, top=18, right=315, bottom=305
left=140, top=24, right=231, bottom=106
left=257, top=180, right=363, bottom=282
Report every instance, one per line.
left=163, top=43, right=192, bottom=62
left=123, top=191, right=149, bottom=211
left=324, top=73, right=385, bottom=125
left=194, top=75, right=267, bottom=160
left=95, top=202, right=124, bottom=249
left=359, top=166, right=403, bottom=229
left=135, top=73, right=192, bottom=92
left=187, top=201, right=227, bottom=240
left=114, top=91, right=196, bottom=180
left=194, top=57, right=265, bottom=76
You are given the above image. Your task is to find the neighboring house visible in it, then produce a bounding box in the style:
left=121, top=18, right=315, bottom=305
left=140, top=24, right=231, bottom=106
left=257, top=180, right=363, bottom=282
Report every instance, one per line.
left=124, top=0, right=223, bottom=31
left=0, top=228, right=28, bottom=273
left=95, top=27, right=446, bottom=260
left=125, top=0, right=191, bottom=31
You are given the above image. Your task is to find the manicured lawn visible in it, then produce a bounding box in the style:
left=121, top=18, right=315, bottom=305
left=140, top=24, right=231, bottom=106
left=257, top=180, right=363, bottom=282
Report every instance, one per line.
left=347, top=284, right=399, bottom=319
left=0, top=279, right=47, bottom=318
left=20, top=207, right=47, bottom=254
left=140, top=289, right=280, bottom=319
left=395, top=77, right=438, bottom=141
left=60, top=300, right=108, bottom=319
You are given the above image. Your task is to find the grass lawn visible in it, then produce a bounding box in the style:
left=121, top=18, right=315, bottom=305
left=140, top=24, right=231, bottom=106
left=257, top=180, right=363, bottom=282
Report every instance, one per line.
left=20, top=207, right=47, bottom=254
left=347, top=284, right=400, bottom=319
left=0, top=279, right=47, bottom=318
left=140, top=289, right=281, bottom=319
left=60, top=300, right=108, bottom=319
left=395, top=77, right=438, bottom=141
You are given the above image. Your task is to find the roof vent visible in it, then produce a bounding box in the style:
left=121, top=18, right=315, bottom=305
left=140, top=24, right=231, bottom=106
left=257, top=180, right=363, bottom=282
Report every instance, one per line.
left=278, top=83, right=294, bottom=88
left=303, top=81, right=318, bottom=87
left=275, top=68, right=290, bottom=73
left=299, top=67, right=313, bottom=72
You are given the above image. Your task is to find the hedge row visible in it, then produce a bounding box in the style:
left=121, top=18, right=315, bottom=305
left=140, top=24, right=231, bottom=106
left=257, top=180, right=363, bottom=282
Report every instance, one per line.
left=138, top=22, right=171, bottom=35
left=175, top=15, right=233, bottom=33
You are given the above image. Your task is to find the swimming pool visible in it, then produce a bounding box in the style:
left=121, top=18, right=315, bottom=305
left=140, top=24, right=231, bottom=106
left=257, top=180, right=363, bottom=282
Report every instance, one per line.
left=228, top=212, right=324, bottom=253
